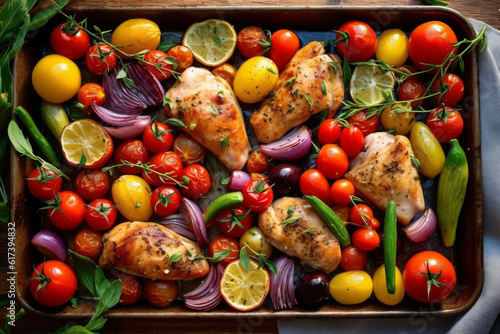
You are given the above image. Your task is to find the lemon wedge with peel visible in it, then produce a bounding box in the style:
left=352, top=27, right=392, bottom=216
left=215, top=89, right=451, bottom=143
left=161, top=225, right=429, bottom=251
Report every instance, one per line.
left=350, top=65, right=396, bottom=105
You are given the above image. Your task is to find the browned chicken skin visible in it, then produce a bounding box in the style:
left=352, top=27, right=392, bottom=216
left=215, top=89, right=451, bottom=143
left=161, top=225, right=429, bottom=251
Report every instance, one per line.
left=345, top=132, right=425, bottom=225
left=99, top=222, right=209, bottom=280
left=259, top=197, right=341, bottom=273
left=250, top=41, right=344, bottom=143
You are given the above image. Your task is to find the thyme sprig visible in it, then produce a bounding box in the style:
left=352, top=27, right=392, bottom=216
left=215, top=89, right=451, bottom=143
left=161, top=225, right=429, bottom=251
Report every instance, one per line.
left=102, top=161, right=187, bottom=188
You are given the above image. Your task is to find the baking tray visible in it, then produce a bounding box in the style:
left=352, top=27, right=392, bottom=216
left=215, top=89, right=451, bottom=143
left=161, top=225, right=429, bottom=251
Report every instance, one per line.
left=12, top=6, right=482, bottom=319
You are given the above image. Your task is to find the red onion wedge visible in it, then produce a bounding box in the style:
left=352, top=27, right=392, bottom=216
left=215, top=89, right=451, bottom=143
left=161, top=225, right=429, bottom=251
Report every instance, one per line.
left=181, top=198, right=208, bottom=248
left=227, top=170, right=251, bottom=191
left=260, top=125, right=312, bottom=161
left=104, top=117, right=151, bottom=140
left=159, top=213, right=196, bottom=241
left=270, top=255, right=297, bottom=310
left=31, top=230, right=67, bottom=261
left=402, top=208, right=437, bottom=243
left=184, top=264, right=224, bottom=311
left=92, top=102, right=150, bottom=126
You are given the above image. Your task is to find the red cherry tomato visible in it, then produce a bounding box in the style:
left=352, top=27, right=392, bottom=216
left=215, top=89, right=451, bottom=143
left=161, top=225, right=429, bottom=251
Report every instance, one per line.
left=408, top=21, right=457, bottom=71
left=335, top=20, right=377, bottom=62
left=110, top=270, right=143, bottom=306
left=237, top=26, right=269, bottom=58
left=426, top=107, right=464, bottom=143
left=269, top=29, right=300, bottom=70
left=166, top=45, right=194, bottom=73
left=144, top=49, right=174, bottom=80
left=86, top=43, right=117, bottom=75
left=77, top=83, right=106, bottom=115
left=26, top=167, right=63, bottom=200
left=73, top=229, right=103, bottom=261
left=330, top=179, right=355, bottom=206
left=142, top=122, right=174, bottom=154
left=396, top=78, right=427, bottom=109
left=340, top=245, right=368, bottom=271
left=172, top=133, right=206, bottom=165
left=150, top=185, right=182, bottom=217
left=29, top=260, right=78, bottom=307
left=299, top=169, right=333, bottom=205
left=317, top=118, right=342, bottom=145
left=114, top=139, right=150, bottom=174
left=339, top=125, right=364, bottom=158
left=316, top=144, right=349, bottom=180
left=141, top=151, right=184, bottom=186
left=349, top=203, right=374, bottom=227
left=50, top=22, right=90, bottom=59
left=47, top=191, right=85, bottom=230
left=403, top=250, right=456, bottom=303
left=143, top=279, right=178, bottom=308
left=75, top=169, right=110, bottom=201
left=347, top=110, right=380, bottom=137
left=85, top=198, right=118, bottom=231
left=180, top=164, right=211, bottom=199
left=246, top=148, right=270, bottom=174
left=242, top=179, right=274, bottom=212
left=208, top=235, right=240, bottom=267
left=352, top=227, right=380, bottom=251
left=430, top=73, right=465, bottom=106
left=216, top=204, right=252, bottom=238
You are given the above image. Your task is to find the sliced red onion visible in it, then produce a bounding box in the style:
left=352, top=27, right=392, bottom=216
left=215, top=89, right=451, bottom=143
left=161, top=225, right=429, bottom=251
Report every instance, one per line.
left=104, top=117, right=151, bottom=140
left=159, top=214, right=196, bottom=241
left=227, top=170, right=251, bottom=191
left=402, top=208, right=437, bottom=243
left=180, top=198, right=208, bottom=248
left=92, top=102, right=150, bottom=126
left=260, top=125, right=312, bottom=161
left=184, top=264, right=224, bottom=310
left=270, top=255, right=297, bottom=310
left=103, top=63, right=165, bottom=115
left=31, top=230, right=67, bottom=261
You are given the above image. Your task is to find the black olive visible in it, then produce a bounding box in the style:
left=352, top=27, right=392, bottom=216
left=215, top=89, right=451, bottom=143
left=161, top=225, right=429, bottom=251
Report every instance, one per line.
left=268, top=163, right=304, bottom=196
left=295, top=271, right=329, bottom=306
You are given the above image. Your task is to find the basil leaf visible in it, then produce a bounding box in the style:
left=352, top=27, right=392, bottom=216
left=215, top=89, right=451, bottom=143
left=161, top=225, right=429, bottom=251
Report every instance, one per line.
left=210, top=249, right=231, bottom=263
left=94, top=267, right=110, bottom=298
left=69, top=250, right=97, bottom=296
left=157, top=40, right=178, bottom=52
left=0, top=0, right=29, bottom=45
left=165, top=117, right=186, bottom=128
left=96, top=280, right=122, bottom=314
left=169, top=252, right=182, bottom=264
left=28, top=0, right=70, bottom=31
left=265, top=259, right=277, bottom=275
left=239, top=247, right=250, bottom=271
left=85, top=316, right=107, bottom=332
left=62, top=325, right=96, bottom=334
left=8, top=121, right=35, bottom=159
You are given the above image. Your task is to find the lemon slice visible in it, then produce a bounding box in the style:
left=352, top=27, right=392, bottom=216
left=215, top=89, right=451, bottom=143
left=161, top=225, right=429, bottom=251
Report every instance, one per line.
left=220, top=259, right=270, bottom=311
left=350, top=65, right=396, bottom=105
left=182, top=19, right=237, bottom=67
left=60, top=119, right=113, bottom=169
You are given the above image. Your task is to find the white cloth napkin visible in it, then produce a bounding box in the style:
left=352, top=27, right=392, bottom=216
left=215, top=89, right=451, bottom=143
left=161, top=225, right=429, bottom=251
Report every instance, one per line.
left=278, top=19, right=500, bottom=334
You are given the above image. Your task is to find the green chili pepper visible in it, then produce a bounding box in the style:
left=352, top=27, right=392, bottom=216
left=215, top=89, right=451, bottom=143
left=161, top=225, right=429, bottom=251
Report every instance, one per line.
left=203, top=191, right=244, bottom=223
left=384, top=200, right=397, bottom=295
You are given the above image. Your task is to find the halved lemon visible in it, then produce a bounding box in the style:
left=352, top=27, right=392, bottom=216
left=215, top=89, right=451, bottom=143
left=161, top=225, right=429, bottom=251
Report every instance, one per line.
left=220, top=259, right=270, bottom=311
left=60, top=119, right=113, bottom=169
left=350, top=65, right=396, bottom=105
left=182, top=19, right=237, bottom=67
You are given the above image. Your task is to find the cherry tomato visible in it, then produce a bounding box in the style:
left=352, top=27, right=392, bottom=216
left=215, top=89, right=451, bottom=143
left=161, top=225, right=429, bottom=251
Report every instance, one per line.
left=375, top=28, right=409, bottom=67
left=29, top=260, right=77, bottom=307
left=300, top=169, right=333, bottom=206
left=208, top=235, right=240, bottom=267
left=144, top=49, right=174, bottom=80
left=77, top=83, right=106, bottom=115
left=242, top=179, right=274, bottom=212
left=73, top=229, right=103, bottom=261
left=180, top=164, right=211, bottom=199
left=86, top=43, right=117, bottom=75
left=75, top=169, right=110, bottom=201
left=144, top=279, right=179, bottom=308
left=430, top=73, right=465, bottom=106
left=316, top=144, right=349, bottom=180
left=349, top=203, right=374, bottom=227
left=403, top=250, right=456, bottom=303
left=246, top=148, right=270, bottom=174
left=114, top=139, right=150, bottom=174
left=172, top=133, right=206, bottom=165
left=426, top=107, right=464, bottom=143
left=150, top=185, right=182, bottom=217
left=50, top=22, right=90, bottom=59
left=408, top=21, right=457, bottom=71
left=237, top=26, right=269, bottom=59
left=85, top=198, right=118, bottom=231
left=335, top=20, right=377, bottom=62
left=211, top=63, right=237, bottom=87
left=142, top=122, right=174, bottom=154
left=347, top=110, right=380, bottom=137
left=47, top=191, right=85, bottom=230
left=317, top=118, right=342, bottom=145
left=330, top=179, right=355, bottom=206
left=166, top=45, right=194, bottom=73
left=341, top=245, right=368, bottom=271
left=110, top=270, right=143, bottom=306
left=352, top=227, right=380, bottom=251
left=369, top=218, right=381, bottom=230
left=269, top=29, right=300, bottom=70
left=217, top=204, right=252, bottom=238
left=141, top=151, right=184, bottom=187
left=26, top=167, right=63, bottom=200
left=339, top=125, right=364, bottom=158
left=396, top=78, right=426, bottom=109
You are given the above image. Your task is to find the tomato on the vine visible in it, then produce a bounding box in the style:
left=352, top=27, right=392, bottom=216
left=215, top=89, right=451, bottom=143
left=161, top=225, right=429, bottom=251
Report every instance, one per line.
left=142, top=122, right=174, bottom=154
left=208, top=235, right=240, bottom=267
left=46, top=191, right=85, bottom=230
left=50, top=22, right=90, bottom=60
left=166, top=45, right=194, bottom=73
left=426, top=107, right=464, bottom=143
left=237, top=26, right=269, bottom=59
left=340, top=245, right=368, bottom=271
left=339, top=125, right=364, bottom=158
left=114, top=139, right=150, bottom=174
left=73, top=229, right=103, bottom=261
left=347, top=110, right=380, bottom=137
left=396, top=78, right=426, bottom=109
left=86, top=43, right=117, bottom=75
left=242, top=179, right=274, bottom=212
left=150, top=185, right=182, bottom=217
left=430, top=73, right=465, bottom=106
left=141, top=151, right=184, bottom=186
left=180, top=164, right=211, bottom=199
left=352, top=228, right=380, bottom=251
left=77, top=83, right=106, bottom=115
left=316, top=144, right=349, bottom=180
left=85, top=198, right=118, bottom=231
left=144, top=49, right=175, bottom=80
left=29, top=260, right=78, bottom=307
left=26, top=167, right=63, bottom=200
left=269, top=29, right=300, bottom=70
left=330, top=179, right=355, bottom=206
left=216, top=204, right=252, bottom=238
left=335, top=20, right=377, bottom=62
left=300, top=169, right=332, bottom=206
left=172, top=133, right=206, bottom=165
left=75, top=169, right=110, bottom=201
left=246, top=148, right=270, bottom=174
left=317, top=118, right=341, bottom=145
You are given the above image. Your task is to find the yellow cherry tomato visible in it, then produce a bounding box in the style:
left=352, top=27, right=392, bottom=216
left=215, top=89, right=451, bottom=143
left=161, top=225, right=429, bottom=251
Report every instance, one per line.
left=239, top=227, right=273, bottom=259
left=111, top=18, right=161, bottom=55
left=233, top=56, right=278, bottom=104
left=31, top=54, right=81, bottom=103
left=329, top=270, right=373, bottom=305
left=372, top=265, right=405, bottom=306
left=380, top=103, right=416, bottom=135
left=375, top=29, right=409, bottom=67
left=112, top=175, right=152, bottom=221
left=410, top=122, right=446, bottom=178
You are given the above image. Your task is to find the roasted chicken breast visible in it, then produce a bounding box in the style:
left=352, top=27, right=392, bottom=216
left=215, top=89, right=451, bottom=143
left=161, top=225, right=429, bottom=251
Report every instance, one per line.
left=99, top=222, right=209, bottom=280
